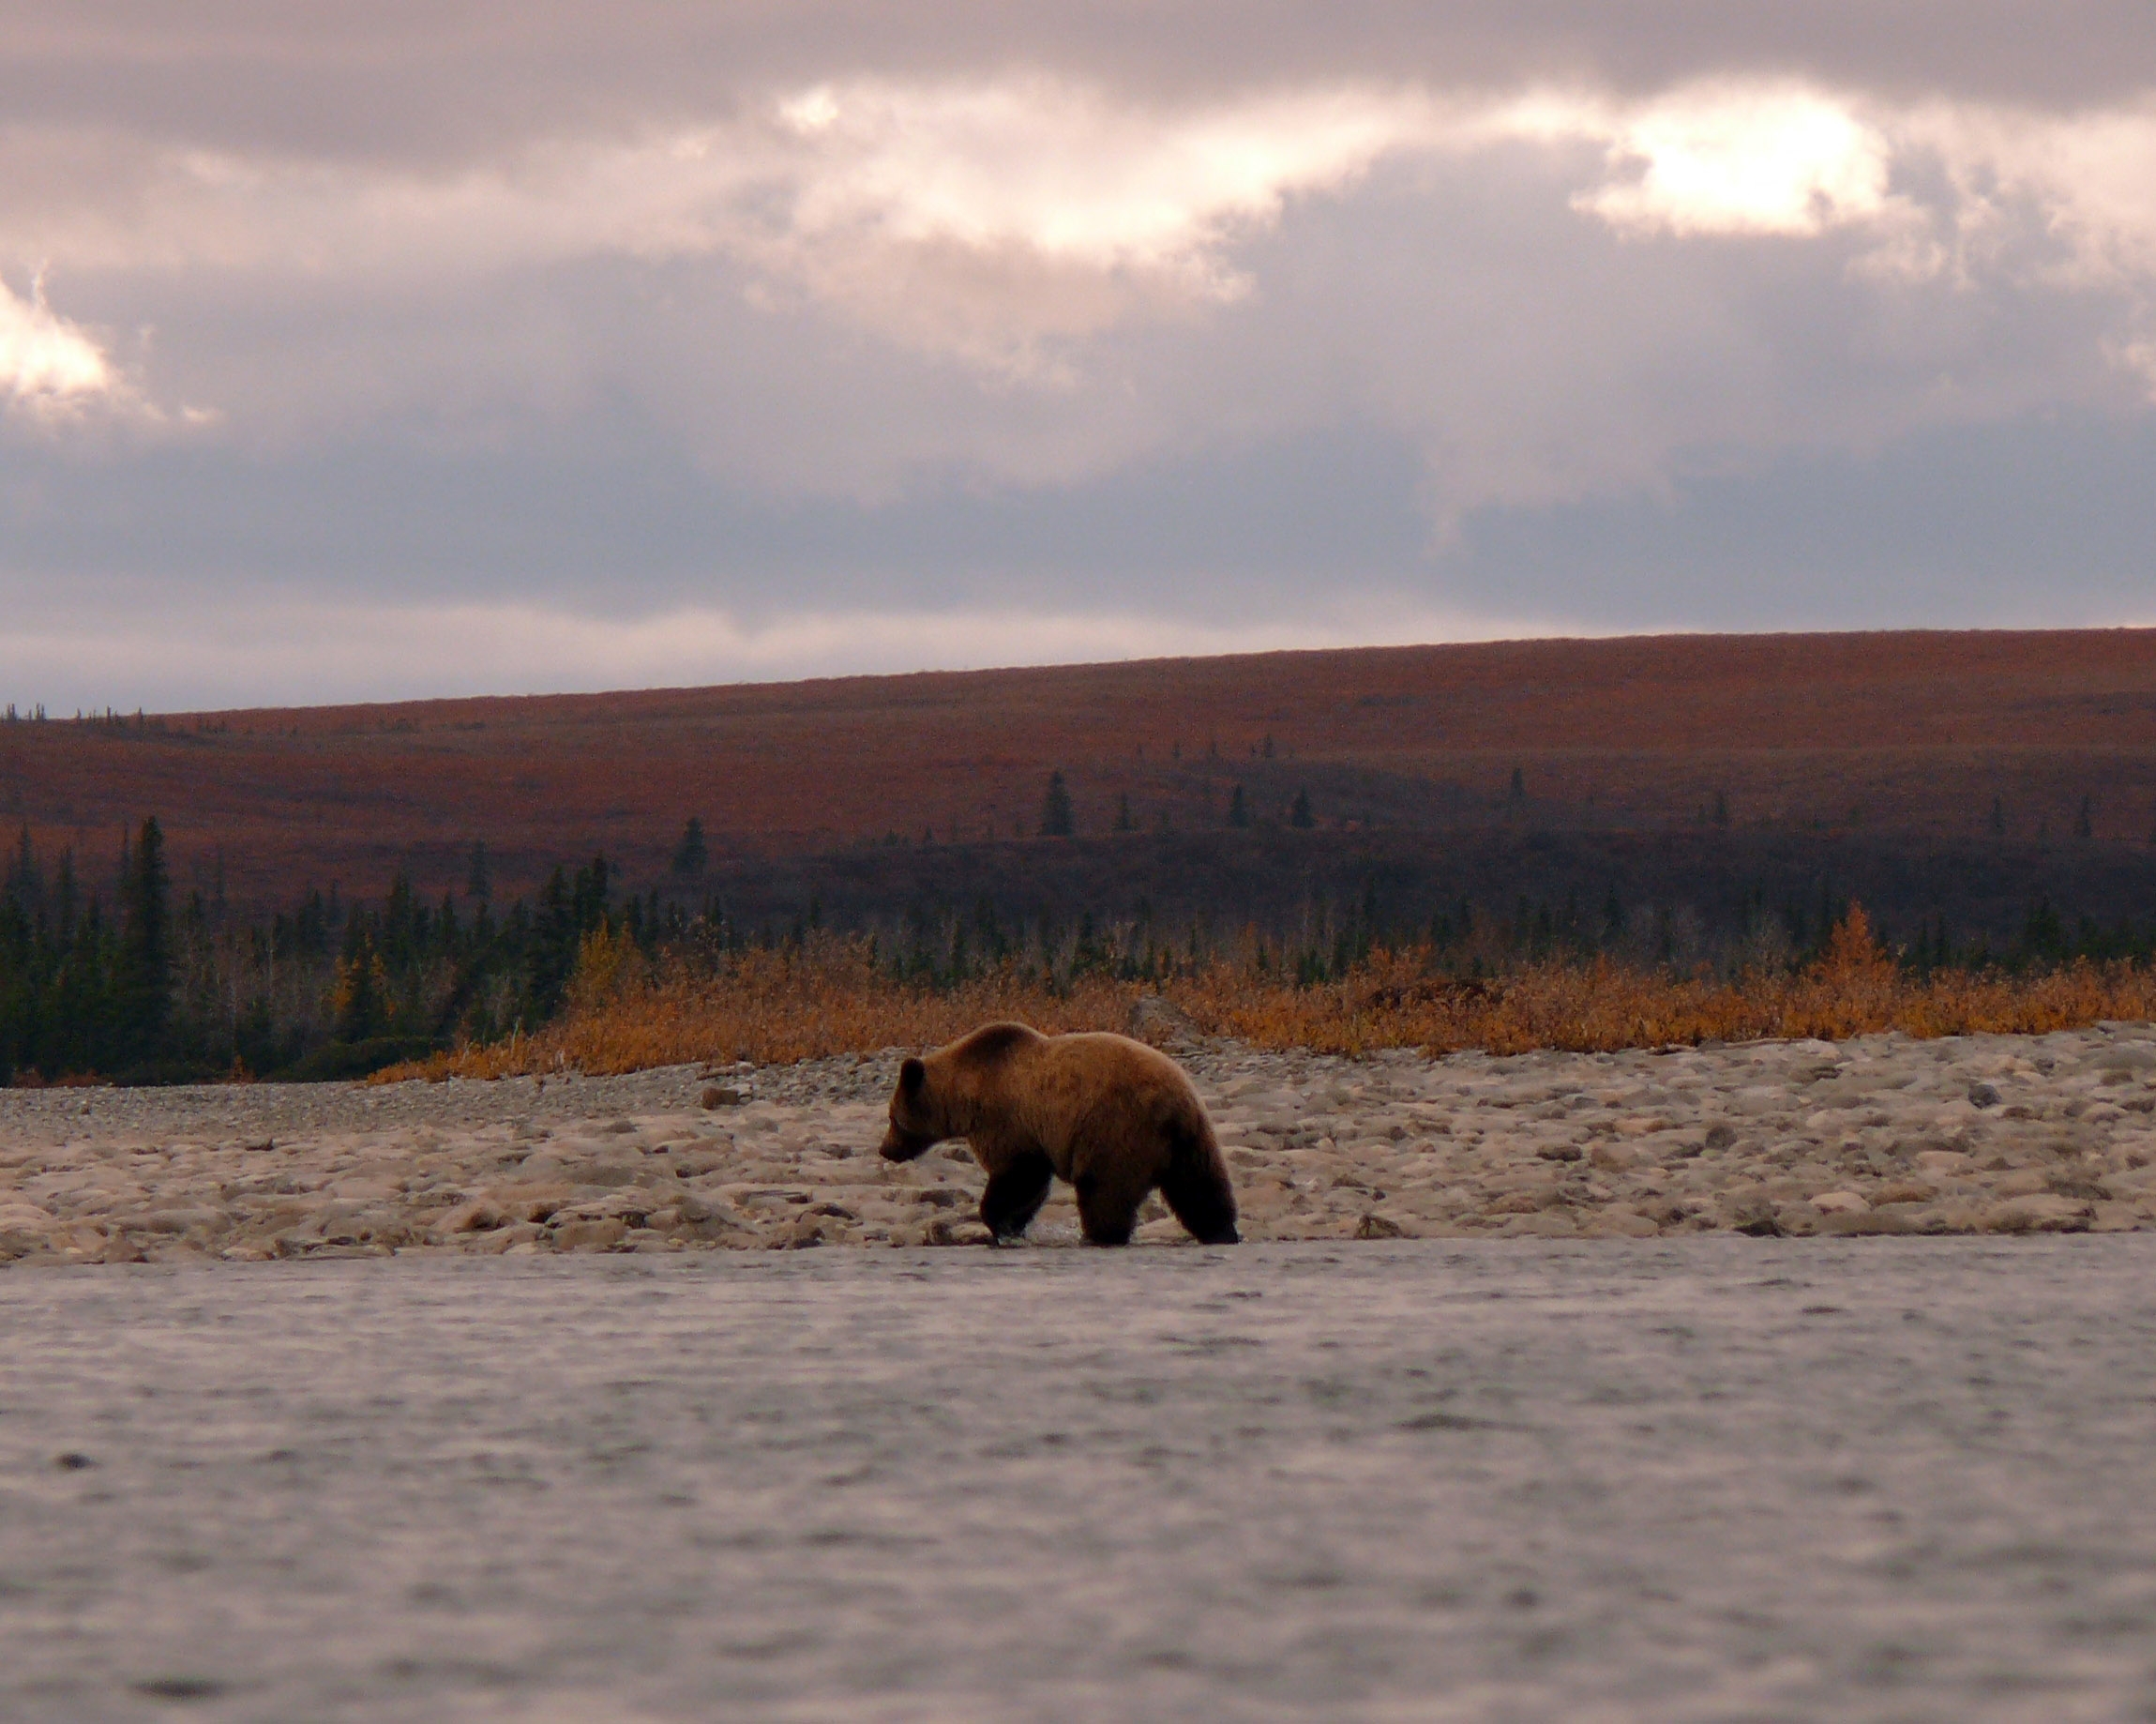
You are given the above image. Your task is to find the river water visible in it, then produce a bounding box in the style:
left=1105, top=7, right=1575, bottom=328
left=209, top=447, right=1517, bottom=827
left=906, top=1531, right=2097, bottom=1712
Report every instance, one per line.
left=4, top=1239, right=2154, bottom=1721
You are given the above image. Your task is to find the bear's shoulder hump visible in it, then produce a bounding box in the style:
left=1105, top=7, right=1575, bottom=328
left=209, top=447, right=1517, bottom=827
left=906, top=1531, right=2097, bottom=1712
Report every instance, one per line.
left=952, top=1021, right=1047, bottom=1064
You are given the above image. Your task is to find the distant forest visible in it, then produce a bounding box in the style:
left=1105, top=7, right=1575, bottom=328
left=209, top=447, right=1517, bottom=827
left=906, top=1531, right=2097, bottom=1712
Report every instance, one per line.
left=6, top=781, right=2156, bottom=1083
left=0, top=820, right=639, bottom=1084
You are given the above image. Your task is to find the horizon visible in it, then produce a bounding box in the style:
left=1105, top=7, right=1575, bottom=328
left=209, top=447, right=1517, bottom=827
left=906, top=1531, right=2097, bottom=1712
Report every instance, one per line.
left=16, top=619, right=2156, bottom=724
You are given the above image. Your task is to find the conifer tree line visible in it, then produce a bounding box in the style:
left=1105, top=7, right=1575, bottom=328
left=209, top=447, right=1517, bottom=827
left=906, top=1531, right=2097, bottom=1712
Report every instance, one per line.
left=849, top=875, right=2156, bottom=998
left=8, top=806, right=2156, bottom=1084
left=0, top=820, right=683, bottom=1084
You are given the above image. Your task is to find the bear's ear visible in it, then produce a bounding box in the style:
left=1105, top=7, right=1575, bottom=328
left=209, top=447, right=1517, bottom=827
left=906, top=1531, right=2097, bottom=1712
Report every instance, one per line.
left=898, top=1057, right=927, bottom=1097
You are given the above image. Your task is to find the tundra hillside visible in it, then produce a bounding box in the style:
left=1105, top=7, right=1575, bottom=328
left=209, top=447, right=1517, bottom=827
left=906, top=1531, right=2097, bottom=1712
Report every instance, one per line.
left=7, top=629, right=2154, bottom=911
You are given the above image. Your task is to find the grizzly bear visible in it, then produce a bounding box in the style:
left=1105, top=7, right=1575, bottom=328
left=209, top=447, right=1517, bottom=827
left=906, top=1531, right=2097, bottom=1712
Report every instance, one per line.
left=879, top=1021, right=1239, bottom=1247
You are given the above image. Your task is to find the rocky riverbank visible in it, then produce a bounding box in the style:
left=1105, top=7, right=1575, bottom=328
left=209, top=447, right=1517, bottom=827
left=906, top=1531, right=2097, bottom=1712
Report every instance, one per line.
left=3, top=1025, right=2152, bottom=1263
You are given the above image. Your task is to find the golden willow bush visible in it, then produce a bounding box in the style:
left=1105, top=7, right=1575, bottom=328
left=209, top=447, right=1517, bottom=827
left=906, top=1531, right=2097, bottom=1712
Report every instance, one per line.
left=384, top=909, right=2156, bottom=1081
left=393, top=926, right=1139, bottom=1078
left=1182, top=908, right=2156, bottom=1057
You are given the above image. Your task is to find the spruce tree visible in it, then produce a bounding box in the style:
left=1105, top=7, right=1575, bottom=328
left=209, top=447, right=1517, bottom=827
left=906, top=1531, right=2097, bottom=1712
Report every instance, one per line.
left=336, top=922, right=384, bottom=1042
left=53, top=850, right=76, bottom=951
left=671, top=817, right=708, bottom=875
left=1228, top=785, right=1250, bottom=828
left=118, top=816, right=171, bottom=1058
left=572, top=854, right=611, bottom=930
left=1289, top=788, right=1315, bottom=829
left=6, top=824, right=39, bottom=922
left=1039, top=771, right=1075, bottom=838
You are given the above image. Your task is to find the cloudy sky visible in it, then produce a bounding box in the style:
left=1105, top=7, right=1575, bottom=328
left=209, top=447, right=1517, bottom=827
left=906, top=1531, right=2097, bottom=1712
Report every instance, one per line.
left=5, top=3, right=2155, bottom=711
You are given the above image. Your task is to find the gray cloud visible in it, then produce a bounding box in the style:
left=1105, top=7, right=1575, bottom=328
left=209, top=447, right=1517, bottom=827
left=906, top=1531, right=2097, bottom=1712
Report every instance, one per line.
left=3, top=4, right=2155, bottom=708
left=8, top=3, right=2154, bottom=160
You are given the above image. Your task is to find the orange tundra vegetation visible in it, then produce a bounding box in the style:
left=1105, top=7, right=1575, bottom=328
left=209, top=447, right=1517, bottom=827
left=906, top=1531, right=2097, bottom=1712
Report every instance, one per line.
left=384, top=908, right=2156, bottom=1080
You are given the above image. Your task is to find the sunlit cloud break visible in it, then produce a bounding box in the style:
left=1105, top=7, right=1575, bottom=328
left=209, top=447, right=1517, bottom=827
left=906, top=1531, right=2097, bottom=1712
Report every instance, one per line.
left=16, top=73, right=2156, bottom=374
left=1552, top=83, right=1894, bottom=237
left=0, top=271, right=119, bottom=414
left=764, top=78, right=1433, bottom=280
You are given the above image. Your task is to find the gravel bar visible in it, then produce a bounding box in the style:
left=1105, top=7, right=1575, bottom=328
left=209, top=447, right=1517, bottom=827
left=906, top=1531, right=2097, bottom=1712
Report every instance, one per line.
left=2, top=1026, right=2153, bottom=1263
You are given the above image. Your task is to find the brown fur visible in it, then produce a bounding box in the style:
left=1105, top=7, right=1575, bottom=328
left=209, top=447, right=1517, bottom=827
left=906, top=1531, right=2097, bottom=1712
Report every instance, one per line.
left=879, top=1022, right=1239, bottom=1247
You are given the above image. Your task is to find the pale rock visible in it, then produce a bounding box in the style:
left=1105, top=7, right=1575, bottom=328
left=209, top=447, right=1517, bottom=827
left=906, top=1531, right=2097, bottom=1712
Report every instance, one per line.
left=1501, top=1211, right=1577, bottom=1238
left=1582, top=1212, right=1660, bottom=1238
left=1984, top=1194, right=2093, bottom=1233
left=467, top=1221, right=546, bottom=1254
left=0, top=1199, right=53, bottom=1231
left=551, top=1217, right=627, bottom=1251
left=924, top=1215, right=991, bottom=1248
left=1817, top=1208, right=1914, bottom=1235
left=434, top=1198, right=508, bottom=1236
left=498, top=1183, right=580, bottom=1223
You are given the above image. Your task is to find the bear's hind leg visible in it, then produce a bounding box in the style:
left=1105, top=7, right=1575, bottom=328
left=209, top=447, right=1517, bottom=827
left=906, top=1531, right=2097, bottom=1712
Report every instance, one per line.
left=1073, top=1166, right=1146, bottom=1247
left=980, top=1152, right=1053, bottom=1245
left=1160, top=1142, right=1241, bottom=1246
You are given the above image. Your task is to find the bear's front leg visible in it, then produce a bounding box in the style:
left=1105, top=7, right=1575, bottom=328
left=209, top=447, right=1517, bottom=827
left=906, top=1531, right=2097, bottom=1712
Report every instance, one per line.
left=978, top=1152, right=1054, bottom=1245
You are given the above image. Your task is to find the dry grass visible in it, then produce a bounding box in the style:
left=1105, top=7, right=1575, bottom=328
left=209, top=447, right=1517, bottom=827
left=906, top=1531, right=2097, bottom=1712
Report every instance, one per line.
left=380, top=909, right=2156, bottom=1082
left=1181, top=910, right=2156, bottom=1057
left=388, top=929, right=1142, bottom=1079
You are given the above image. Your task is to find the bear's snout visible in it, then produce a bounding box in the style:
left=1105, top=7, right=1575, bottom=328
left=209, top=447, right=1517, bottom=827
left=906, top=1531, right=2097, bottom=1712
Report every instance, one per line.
left=879, top=1126, right=933, bottom=1162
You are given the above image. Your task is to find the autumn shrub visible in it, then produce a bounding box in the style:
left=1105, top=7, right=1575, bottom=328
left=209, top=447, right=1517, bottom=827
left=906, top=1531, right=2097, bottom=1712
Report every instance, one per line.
left=389, top=934, right=1142, bottom=1078
left=382, top=906, right=2156, bottom=1081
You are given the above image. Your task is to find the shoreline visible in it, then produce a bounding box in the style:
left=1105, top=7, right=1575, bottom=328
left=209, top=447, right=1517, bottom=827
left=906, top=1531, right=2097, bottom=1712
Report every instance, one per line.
left=3, top=1025, right=2152, bottom=1263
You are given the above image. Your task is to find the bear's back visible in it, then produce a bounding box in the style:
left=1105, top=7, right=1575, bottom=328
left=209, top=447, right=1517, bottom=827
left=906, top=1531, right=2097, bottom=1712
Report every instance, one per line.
left=933, top=1024, right=1206, bottom=1140
left=1040, top=1030, right=1189, bottom=1086
left=1027, top=1032, right=1207, bottom=1124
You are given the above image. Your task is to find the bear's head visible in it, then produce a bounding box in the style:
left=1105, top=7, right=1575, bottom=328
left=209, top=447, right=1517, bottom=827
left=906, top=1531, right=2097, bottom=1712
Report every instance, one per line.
left=878, top=1056, right=943, bottom=1161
